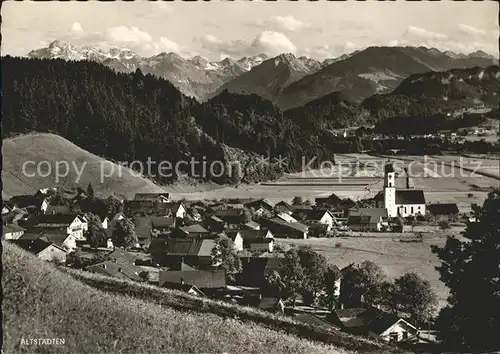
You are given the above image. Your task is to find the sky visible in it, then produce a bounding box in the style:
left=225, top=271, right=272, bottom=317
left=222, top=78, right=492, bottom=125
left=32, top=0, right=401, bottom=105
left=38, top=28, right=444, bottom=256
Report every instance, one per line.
left=1, top=1, right=498, bottom=61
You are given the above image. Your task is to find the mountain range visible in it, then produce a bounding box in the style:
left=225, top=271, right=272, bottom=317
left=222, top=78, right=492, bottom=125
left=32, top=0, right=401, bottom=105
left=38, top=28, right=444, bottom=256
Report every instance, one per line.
left=28, top=40, right=269, bottom=101
left=28, top=41, right=497, bottom=109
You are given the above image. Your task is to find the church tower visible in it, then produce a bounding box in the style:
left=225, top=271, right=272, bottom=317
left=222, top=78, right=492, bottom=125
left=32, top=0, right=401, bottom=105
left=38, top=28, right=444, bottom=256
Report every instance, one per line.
left=384, top=163, right=397, bottom=217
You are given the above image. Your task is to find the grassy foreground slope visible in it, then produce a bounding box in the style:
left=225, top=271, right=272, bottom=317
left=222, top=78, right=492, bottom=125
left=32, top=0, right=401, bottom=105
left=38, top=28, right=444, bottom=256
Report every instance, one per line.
left=2, top=133, right=165, bottom=199
left=3, top=243, right=402, bottom=354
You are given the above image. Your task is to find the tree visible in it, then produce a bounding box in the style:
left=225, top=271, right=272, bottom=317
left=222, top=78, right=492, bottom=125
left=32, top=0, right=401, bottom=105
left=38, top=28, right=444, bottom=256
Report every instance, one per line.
left=340, top=261, right=387, bottom=307
left=389, top=272, right=438, bottom=326
left=211, top=234, right=242, bottom=283
left=85, top=213, right=108, bottom=249
left=111, top=218, right=137, bottom=249
left=104, top=195, right=123, bottom=217
left=431, top=189, right=500, bottom=351
left=296, top=246, right=327, bottom=305
left=87, top=183, right=95, bottom=197
left=292, top=196, right=303, bottom=205
left=268, top=248, right=305, bottom=307
left=318, top=264, right=341, bottom=310
left=406, top=215, right=416, bottom=232
left=438, top=220, right=451, bottom=230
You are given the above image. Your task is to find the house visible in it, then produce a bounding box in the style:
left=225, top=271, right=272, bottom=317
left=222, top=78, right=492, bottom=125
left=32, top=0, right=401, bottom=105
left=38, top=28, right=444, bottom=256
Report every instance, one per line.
left=2, top=224, right=26, bottom=240
left=211, top=209, right=246, bottom=229
left=106, top=248, right=139, bottom=264
left=381, top=163, right=426, bottom=217
left=238, top=229, right=274, bottom=252
left=348, top=208, right=388, bottom=232
left=177, top=224, right=210, bottom=238
left=159, top=269, right=227, bottom=296
left=428, top=203, right=459, bottom=221
left=244, top=199, right=275, bottom=215
left=327, top=307, right=419, bottom=343
left=86, top=260, right=144, bottom=282
left=264, top=218, right=309, bottom=239
left=243, top=220, right=261, bottom=230
left=315, top=193, right=343, bottom=210
left=226, top=231, right=244, bottom=252
left=276, top=212, right=298, bottom=223
left=15, top=237, right=68, bottom=263
left=2, top=204, right=13, bottom=215
left=124, top=200, right=174, bottom=217
left=205, top=215, right=227, bottom=233
left=274, top=201, right=292, bottom=214
left=305, top=209, right=336, bottom=230
left=101, top=216, right=109, bottom=229
left=18, top=229, right=77, bottom=252
left=43, top=203, right=71, bottom=215
left=165, top=202, right=187, bottom=219
left=237, top=254, right=282, bottom=287
left=134, top=193, right=171, bottom=203
left=23, top=214, right=87, bottom=240
left=168, top=283, right=206, bottom=297
left=149, top=237, right=215, bottom=267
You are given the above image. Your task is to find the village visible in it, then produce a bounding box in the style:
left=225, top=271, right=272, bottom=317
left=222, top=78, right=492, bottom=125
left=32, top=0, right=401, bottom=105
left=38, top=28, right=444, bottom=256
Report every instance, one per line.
left=2, top=161, right=474, bottom=347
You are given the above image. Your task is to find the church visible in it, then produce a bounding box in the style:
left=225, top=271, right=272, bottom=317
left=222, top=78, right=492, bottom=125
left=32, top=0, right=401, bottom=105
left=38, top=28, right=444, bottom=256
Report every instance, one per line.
left=376, top=163, right=426, bottom=218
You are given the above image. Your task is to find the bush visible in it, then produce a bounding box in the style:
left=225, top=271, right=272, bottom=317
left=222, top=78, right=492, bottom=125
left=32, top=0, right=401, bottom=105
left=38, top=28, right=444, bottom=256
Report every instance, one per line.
left=335, top=242, right=343, bottom=248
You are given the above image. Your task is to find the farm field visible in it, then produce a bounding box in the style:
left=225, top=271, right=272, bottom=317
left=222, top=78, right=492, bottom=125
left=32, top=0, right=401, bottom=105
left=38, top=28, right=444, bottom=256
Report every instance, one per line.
left=176, top=154, right=499, bottom=212
left=278, top=232, right=466, bottom=310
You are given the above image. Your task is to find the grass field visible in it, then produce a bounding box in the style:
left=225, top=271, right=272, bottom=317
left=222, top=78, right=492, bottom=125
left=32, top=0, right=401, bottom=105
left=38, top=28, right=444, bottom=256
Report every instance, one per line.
left=278, top=233, right=461, bottom=310
left=3, top=242, right=405, bottom=354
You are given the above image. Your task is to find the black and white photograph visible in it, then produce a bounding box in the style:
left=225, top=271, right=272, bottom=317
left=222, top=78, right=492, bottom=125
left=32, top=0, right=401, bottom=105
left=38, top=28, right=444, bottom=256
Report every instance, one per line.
left=1, top=1, right=499, bottom=353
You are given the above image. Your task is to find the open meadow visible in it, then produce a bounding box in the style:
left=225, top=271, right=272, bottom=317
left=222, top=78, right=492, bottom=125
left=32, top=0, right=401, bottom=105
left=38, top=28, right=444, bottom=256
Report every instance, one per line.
left=278, top=230, right=468, bottom=310
left=3, top=242, right=403, bottom=354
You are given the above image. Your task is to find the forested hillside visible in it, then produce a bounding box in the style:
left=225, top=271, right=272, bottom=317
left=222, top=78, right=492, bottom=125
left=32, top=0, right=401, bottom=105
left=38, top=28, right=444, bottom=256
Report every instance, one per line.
left=1, top=57, right=332, bottom=184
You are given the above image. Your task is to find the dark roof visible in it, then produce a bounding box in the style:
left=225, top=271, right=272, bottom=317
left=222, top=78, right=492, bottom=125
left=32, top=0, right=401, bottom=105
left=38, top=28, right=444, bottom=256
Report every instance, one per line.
left=275, top=200, right=291, bottom=208
left=306, top=209, right=334, bottom=221
left=395, top=190, right=426, bottom=205
left=244, top=198, right=275, bottom=209
left=293, top=313, right=339, bottom=330
left=152, top=237, right=215, bottom=258
left=15, top=238, right=64, bottom=255
left=329, top=307, right=413, bottom=334
left=86, top=261, right=143, bottom=282
left=168, top=283, right=206, bottom=296
left=134, top=193, right=170, bottom=201
left=288, top=204, right=314, bottom=212
left=151, top=217, right=175, bottom=229
left=124, top=200, right=175, bottom=216
left=3, top=223, right=26, bottom=234
left=267, top=218, right=309, bottom=233
left=243, top=221, right=261, bottom=230
left=348, top=215, right=371, bottom=225
left=24, top=214, right=83, bottom=227
left=159, top=269, right=226, bottom=289
left=315, top=193, right=343, bottom=206
left=237, top=229, right=273, bottom=240
left=179, top=224, right=209, bottom=234
left=349, top=208, right=388, bottom=222
left=384, top=163, right=395, bottom=173
left=106, top=249, right=138, bottom=263
left=45, top=204, right=71, bottom=215
left=428, top=203, right=459, bottom=215
left=20, top=229, right=72, bottom=245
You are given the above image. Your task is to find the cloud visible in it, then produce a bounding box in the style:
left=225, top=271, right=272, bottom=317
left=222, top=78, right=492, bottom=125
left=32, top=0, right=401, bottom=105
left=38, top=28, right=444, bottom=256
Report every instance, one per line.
left=71, top=22, right=83, bottom=35
left=272, top=16, right=306, bottom=32
left=249, top=15, right=317, bottom=32
left=105, top=26, right=153, bottom=44
left=251, top=31, right=296, bottom=55
left=301, top=44, right=333, bottom=60
left=458, top=24, right=486, bottom=37
left=195, top=31, right=296, bottom=59
left=405, top=26, right=448, bottom=41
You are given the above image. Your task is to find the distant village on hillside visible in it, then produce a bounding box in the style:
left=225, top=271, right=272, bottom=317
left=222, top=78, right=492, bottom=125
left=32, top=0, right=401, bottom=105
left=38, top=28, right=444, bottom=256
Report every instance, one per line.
left=2, top=162, right=475, bottom=345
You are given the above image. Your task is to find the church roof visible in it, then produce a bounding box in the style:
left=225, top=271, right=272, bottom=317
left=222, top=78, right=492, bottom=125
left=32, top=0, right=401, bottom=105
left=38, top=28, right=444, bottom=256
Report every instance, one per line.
left=395, top=190, right=425, bottom=205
